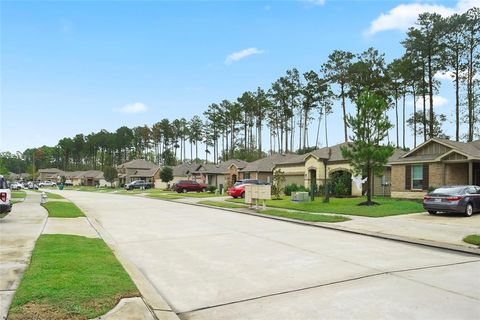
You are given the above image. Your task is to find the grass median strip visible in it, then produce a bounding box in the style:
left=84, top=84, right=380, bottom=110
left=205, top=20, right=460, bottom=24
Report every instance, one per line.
left=228, top=196, right=423, bottom=217
left=463, top=234, right=480, bottom=246
left=257, top=209, right=350, bottom=223
left=8, top=234, right=140, bottom=320
left=198, top=200, right=247, bottom=209
left=146, top=193, right=184, bottom=200
left=11, top=190, right=26, bottom=198
left=45, top=192, right=65, bottom=199
left=42, top=201, right=84, bottom=218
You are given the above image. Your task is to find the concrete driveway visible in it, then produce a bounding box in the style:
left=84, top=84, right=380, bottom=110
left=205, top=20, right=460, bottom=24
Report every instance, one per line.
left=57, top=191, right=480, bottom=319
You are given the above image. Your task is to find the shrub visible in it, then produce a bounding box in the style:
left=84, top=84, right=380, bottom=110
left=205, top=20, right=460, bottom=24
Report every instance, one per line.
left=285, top=183, right=309, bottom=196
left=208, top=186, right=217, bottom=193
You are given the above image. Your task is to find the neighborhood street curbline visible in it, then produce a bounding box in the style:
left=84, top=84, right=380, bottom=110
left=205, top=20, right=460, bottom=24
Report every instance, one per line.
left=2, top=1, right=480, bottom=319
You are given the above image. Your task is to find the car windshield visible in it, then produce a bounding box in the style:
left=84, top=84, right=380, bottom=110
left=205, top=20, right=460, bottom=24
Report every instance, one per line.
left=0, top=178, right=8, bottom=189
left=233, top=181, right=244, bottom=187
left=430, top=187, right=466, bottom=195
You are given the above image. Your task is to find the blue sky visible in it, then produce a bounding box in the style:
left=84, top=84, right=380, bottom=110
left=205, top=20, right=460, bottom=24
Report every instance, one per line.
left=1, top=0, right=477, bottom=154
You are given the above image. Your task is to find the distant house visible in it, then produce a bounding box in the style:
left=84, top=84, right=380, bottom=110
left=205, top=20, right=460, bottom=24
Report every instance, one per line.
left=79, top=170, right=108, bottom=187
left=38, top=168, right=63, bottom=182
left=172, top=163, right=200, bottom=182
left=389, top=138, right=480, bottom=198
left=117, top=159, right=160, bottom=187
left=191, top=159, right=247, bottom=188
left=239, top=154, right=298, bottom=184
left=8, top=172, right=30, bottom=181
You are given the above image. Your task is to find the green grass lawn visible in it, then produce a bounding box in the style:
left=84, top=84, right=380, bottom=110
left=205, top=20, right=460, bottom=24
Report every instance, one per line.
left=463, top=234, right=480, bottom=246
left=11, top=190, right=26, bottom=198
left=258, top=209, right=350, bottom=223
left=198, top=200, right=247, bottom=209
left=227, top=196, right=423, bottom=217
left=45, top=192, right=65, bottom=199
left=146, top=193, right=184, bottom=200
left=42, top=201, right=85, bottom=218
left=8, top=235, right=139, bottom=320
left=176, top=192, right=225, bottom=198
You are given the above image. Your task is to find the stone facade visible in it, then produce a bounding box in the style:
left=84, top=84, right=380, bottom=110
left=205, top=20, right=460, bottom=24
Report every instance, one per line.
left=429, top=163, right=443, bottom=188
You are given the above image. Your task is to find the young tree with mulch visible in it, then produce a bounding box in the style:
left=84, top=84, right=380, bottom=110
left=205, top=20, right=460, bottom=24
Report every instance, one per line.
left=341, top=90, right=394, bottom=205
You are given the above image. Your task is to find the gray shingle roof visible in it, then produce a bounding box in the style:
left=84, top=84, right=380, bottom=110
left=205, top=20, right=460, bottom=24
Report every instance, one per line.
left=194, top=159, right=248, bottom=174
left=131, top=168, right=159, bottom=178
left=173, top=163, right=200, bottom=176
left=119, top=159, right=158, bottom=170
left=241, top=154, right=299, bottom=172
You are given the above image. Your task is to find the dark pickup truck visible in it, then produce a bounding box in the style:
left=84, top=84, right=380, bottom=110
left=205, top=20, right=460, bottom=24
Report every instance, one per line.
left=124, top=180, right=153, bottom=191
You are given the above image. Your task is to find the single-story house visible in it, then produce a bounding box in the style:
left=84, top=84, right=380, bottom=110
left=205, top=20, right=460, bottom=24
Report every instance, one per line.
left=38, top=168, right=63, bottom=182
left=172, top=163, right=199, bottom=183
left=273, top=143, right=406, bottom=196
left=79, top=170, right=109, bottom=187
left=389, top=138, right=480, bottom=198
left=191, top=159, right=247, bottom=188
left=117, top=159, right=160, bottom=187
left=8, top=172, right=30, bottom=181
left=239, top=154, right=301, bottom=184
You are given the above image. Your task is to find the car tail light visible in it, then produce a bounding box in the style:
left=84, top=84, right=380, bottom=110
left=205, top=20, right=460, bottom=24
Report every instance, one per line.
left=0, top=192, right=6, bottom=202
left=446, top=196, right=462, bottom=201
left=423, top=196, right=431, bottom=200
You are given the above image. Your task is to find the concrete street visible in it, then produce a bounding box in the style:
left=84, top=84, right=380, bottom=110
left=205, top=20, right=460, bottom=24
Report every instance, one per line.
left=58, top=191, right=480, bottom=319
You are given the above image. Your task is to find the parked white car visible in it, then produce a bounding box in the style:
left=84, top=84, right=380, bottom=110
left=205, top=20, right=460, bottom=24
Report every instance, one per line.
left=39, top=181, right=57, bottom=187
left=10, top=182, right=24, bottom=190
left=0, top=175, right=12, bottom=218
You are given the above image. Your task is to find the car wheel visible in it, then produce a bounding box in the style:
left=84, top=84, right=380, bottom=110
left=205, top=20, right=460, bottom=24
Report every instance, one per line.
left=465, top=203, right=473, bottom=217
left=182, top=188, right=187, bottom=193
left=428, top=210, right=437, bottom=215
left=202, top=188, right=207, bottom=192
left=240, top=192, right=245, bottom=198
left=232, top=196, right=238, bottom=199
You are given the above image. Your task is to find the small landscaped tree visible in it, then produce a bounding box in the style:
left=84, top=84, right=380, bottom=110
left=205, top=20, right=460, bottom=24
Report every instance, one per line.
left=271, top=169, right=286, bottom=200
left=103, top=166, right=118, bottom=188
left=160, top=167, right=173, bottom=185
left=341, top=90, right=394, bottom=205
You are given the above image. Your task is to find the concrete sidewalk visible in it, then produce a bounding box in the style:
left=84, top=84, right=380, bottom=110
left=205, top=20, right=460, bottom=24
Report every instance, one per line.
left=0, top=191, right=47, bottom=320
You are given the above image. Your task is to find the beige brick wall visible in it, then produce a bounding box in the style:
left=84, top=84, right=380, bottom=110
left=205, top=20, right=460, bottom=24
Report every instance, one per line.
left=391, top=191, right=425, bottom=199
left=445, top=163, right=469, bottom=185
left=429, top=163, right=443, bottom=188
left=391, top=165, right=405, bottom=192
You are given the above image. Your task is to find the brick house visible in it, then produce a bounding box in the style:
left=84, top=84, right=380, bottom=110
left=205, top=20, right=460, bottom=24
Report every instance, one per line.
left=117, top=159, right=160, bottom=186
left=389, top=138, right=480, bottom=199
left=191, top=159, right=247, bottom=188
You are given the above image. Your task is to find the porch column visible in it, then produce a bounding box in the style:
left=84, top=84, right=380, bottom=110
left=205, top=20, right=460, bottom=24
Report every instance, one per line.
left=442, top=163, right=446, bottom=185
left=469, top=161, right=473, bottom=185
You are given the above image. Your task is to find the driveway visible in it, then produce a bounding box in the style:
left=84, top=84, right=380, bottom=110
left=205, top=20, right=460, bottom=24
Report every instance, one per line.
left=58, top=191, right=480, bottom=319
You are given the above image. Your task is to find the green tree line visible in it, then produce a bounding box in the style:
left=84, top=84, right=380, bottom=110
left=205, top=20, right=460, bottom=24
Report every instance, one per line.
left=2, top=9, right=479, bottom=174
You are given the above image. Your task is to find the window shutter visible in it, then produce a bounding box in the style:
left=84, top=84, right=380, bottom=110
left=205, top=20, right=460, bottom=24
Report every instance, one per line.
left=423, top=164, right=429, bottom=190
left=405, top=165, right=411, bottom=190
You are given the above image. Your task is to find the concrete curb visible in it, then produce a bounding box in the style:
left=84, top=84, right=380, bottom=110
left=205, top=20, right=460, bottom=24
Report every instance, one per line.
left=83, top=212, right=180, bottom=320
left=150, top=197, right=480, bottom=256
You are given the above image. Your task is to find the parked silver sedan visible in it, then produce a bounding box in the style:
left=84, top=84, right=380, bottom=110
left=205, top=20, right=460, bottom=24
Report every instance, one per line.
left=423, top=185, right=480, bottom=217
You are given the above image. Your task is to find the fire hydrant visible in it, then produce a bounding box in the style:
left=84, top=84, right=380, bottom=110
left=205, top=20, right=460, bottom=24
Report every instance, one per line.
left=40, top=192, right=48, bottom=204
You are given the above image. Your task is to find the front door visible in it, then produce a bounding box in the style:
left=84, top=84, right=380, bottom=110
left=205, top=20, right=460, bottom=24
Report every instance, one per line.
left=475, top=168, right=480, bottom=186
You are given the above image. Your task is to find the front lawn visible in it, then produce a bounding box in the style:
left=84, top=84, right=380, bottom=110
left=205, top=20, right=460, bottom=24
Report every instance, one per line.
left=227, top=196, right=423, bottom=217
left=146, top=193, right=184, bottom=200
left=198, top=200, right=247, bottom=209
left=42, top=201, right=84, bottom=218
left=463, top=234, right=480, bottom=246
left=258, top=209, right=350, bottom=223
left=8, top=235, right=139, bottom=320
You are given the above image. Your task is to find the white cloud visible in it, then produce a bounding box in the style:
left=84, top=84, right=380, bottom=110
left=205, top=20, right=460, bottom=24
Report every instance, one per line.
left=417, top=95, right=449, bottom=108
left=303, top=0, right=326, bottom=6
left=224, top=48, right=264, bottom=65
left=116, top=102, right=148, bottom=114
left=365, top=0, right=478, bottom=36
left=435, top=70, right=479, bottom=81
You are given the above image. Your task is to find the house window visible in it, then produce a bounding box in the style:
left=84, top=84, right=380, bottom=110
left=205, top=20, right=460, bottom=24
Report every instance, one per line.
left=244, top=172, right=250, bottom=179
left=412, top=165, right=423, bottom=189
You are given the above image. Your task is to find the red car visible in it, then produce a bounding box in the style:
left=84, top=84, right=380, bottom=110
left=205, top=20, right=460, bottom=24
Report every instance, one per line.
left=174, top=180, right=208, bottom=193
left=227, top=179, right=265, bottom=198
